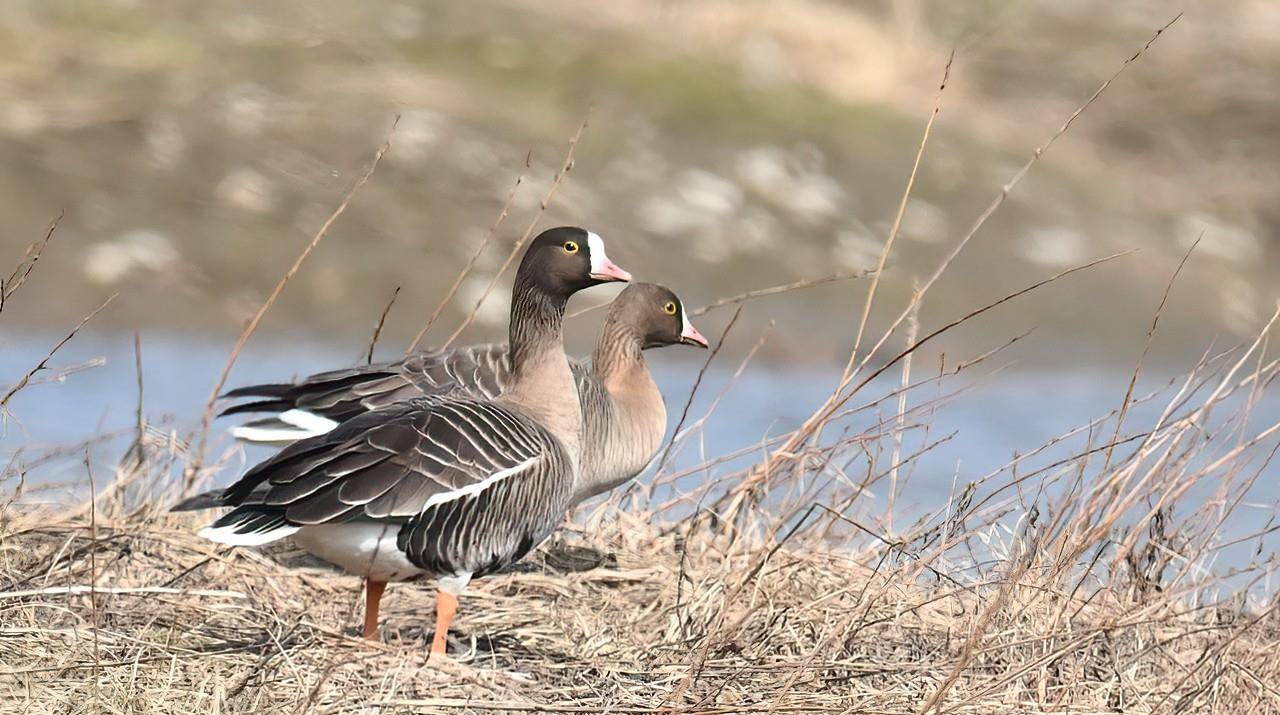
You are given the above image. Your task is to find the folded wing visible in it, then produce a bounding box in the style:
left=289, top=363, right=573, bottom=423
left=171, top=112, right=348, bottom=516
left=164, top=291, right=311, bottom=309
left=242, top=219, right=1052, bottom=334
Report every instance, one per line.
left=205, top=397, right=571, bottom=576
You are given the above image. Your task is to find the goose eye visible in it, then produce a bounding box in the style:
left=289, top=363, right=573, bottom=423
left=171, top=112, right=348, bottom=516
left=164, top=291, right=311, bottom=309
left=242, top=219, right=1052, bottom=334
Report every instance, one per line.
left=663, top=301, right=677, bottom=315
left=563, top=240, right=579, bottom=254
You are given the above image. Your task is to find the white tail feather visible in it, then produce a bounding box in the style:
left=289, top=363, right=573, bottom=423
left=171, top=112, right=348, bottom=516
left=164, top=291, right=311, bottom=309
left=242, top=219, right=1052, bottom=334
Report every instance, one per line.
left=279, top=409, right=339, bottom=433
left=230, top=425, right=313, bottom=443
left=230, top=409, right=339, bottom=444
left=198, top=522, right=299, bottom=546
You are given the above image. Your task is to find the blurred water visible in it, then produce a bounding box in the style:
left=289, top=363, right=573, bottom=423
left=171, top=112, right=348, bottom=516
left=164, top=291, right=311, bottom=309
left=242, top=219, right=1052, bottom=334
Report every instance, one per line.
left=4, top=333, right=1279, bottom=579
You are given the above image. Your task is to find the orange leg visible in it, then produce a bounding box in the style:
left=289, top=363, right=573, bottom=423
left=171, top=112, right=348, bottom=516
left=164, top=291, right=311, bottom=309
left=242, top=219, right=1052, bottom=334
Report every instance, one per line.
left=430, top=590, right=458, bottom=655
left=363, top=579, right=387, bottom=640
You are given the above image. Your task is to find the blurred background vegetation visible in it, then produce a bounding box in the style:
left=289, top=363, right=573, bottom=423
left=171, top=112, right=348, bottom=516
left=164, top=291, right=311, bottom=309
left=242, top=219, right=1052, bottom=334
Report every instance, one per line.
left=1, top=0, right=1275, bottom=369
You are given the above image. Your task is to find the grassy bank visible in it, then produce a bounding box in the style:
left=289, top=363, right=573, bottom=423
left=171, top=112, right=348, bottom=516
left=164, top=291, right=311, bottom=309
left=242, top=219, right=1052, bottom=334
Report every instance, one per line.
left=4, top=370, right=1280, bottom=714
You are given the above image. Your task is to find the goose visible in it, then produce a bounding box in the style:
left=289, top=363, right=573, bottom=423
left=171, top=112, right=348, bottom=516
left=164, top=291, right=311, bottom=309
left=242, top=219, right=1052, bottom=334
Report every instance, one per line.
left=219, top=282, right=709, bottom=504
left=176, top=226, right=629, bottom=653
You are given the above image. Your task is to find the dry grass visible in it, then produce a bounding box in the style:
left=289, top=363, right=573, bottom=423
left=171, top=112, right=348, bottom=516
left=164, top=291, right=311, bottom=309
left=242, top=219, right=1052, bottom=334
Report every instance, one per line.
left=5, top=274, right=1280, bottom=712
left=4, top=264, right=1280, bottom=715
left=4, top=354, right=1280, bottom=714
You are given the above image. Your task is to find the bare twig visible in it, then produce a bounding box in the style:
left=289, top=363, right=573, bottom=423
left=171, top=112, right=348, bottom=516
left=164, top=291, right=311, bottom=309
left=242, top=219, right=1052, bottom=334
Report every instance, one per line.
left=1101, top=231, right=1200, bottom=471
left=133, top=333, right=145, bottom=446
left=838, top=12, right=1182, bottom=404
left=887, top=289, right=920, bottom=532
left=688, top=271, right=871, bottom=317
left=839, top=52, right=953, bottom=388
left=366, top=286, right=401, bottom=365
left=767, top=14, right=1180, bottom=488
left=442, top=113, right=590, bottom=349
left=191, top=117, right=399, bottom=478
left=17, top=358, right=105, bottom=389
left=84, top=448, right=101, bottom=710
left=406, top=173, right=525, bottom=354
left=652, top=305, right=745, bottom=478
left=2, top=211, right=62, bottom=313
left=846, top=251, right=1134, bottom=410
left=568, top=271, right=872, bottom=321
left=1, top=294, right=117, bottom=410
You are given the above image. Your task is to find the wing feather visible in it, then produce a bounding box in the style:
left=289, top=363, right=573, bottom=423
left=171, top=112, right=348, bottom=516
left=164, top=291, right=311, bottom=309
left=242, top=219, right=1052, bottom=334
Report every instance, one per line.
left=217, top=398, right=552, bottom=524
left=221, top=345, right=598, bottom=443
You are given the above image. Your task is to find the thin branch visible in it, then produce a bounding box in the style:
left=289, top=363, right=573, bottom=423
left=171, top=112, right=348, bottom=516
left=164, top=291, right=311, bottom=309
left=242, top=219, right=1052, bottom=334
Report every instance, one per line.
left=652, top=305, right=744, bottom=478
left=119, top=331, right=147, bottom=481
left=443, top=113, right=590, bottom=349
left=846, top=251, right=1134, bottom=410
left=887, top=288, right=920, bottom=532
left=365, top=286, right=401, bottom=365
left=1102, top=231, right=1200, bottom=471
left=839, top=12, right=1182, bottom=403
left=18, top=358, right=105, bottom=388
left=770, top=14, right=1180, bottom=482
left=839, top=51, right=953, bottom=388
left=568, top=271, right=872, bottom=321
left=406, top=172, right=524, bottom=354
left=1, top=294, right=117, bottom=409
left=689, top=271, right=871, bottom=317
left=2, top=211, right=62, bottom=312
left=84, top=448, right=101, bottom=708
left=192, top=117, right=399, bottom=474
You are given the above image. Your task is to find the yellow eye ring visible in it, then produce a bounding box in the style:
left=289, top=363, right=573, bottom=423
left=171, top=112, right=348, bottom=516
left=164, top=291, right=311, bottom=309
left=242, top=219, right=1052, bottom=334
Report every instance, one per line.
left=563, top=240, right=579, bottom=254
left=663, top=301, right=677, bottom=315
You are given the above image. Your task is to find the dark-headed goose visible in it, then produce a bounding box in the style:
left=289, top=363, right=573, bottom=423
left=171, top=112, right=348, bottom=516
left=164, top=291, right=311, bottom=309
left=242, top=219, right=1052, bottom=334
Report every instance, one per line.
left=177, top=227, right=629, bottom=652
left=220, top=283, right=708, bottom=504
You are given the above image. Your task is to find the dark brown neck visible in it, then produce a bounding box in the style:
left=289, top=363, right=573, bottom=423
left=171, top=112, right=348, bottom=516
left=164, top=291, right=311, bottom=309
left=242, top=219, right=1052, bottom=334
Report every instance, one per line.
left=508, top=272, right=567, bottom=379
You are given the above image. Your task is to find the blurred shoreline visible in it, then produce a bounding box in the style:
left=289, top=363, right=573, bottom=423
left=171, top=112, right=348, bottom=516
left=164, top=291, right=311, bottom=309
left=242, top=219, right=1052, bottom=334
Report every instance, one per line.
left=1, top=1, right=1275, bottom=368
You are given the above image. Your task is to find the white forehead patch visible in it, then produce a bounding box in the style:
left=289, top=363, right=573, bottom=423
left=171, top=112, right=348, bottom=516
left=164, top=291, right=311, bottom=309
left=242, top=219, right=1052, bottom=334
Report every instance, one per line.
left=586, top=231, right=608, bottom=273
left=679, top=299, right=694, bottom=333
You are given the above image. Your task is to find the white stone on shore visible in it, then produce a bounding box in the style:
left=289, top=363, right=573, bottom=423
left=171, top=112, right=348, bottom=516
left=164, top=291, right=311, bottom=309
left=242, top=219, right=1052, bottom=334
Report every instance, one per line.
left=217, top=167, right=276, bottom=214
left=1219, top=275, right=1263, bottom=336
left=833, top=229, right=882, bottom=272
left=82, top=230, right=179, bottom=285
left=387, top=109, right=445, bottom=166
left=734, top=146, right=843, bottom=223
left=1179, top=213, right=1260, bottom=264
left=901, top=200, right=948, bottom=244
left=677, top=169, right=743, bottom=218
left=1018, top=227, right=1087, bottom=268
left=145, top=115, right=186, bottom=169
left=222, top=83, right=273, bottom=135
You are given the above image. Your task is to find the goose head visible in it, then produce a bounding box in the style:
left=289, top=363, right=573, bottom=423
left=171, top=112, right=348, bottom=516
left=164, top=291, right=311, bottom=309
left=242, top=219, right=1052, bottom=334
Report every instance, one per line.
left=519, top=227, right=631, bottom=298
left=612, top=283, right=709, bottom=349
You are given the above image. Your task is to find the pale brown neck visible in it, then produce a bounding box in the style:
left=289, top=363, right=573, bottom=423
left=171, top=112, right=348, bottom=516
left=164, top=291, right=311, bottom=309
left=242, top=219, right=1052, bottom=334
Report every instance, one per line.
left=592, top=318, right=646, bottom=387
left=503, top=273, right=581, bottom=461
left=576, top=333, right=666, bottom=502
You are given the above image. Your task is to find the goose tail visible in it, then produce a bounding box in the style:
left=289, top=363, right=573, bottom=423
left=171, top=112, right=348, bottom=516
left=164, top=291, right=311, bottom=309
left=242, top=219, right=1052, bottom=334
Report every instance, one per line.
left=170, top=489, right=227, bottom=512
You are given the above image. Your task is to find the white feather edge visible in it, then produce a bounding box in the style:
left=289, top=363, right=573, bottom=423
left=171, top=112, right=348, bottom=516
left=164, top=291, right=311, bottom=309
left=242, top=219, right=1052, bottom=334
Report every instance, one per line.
left=197, top=456, right=539, bottom=547
left=280, top=409, right=339, bottom=432
left=420, top=455, right=539, bottom=510
left=229, top=409, right=339, bottom=443
left=198, top=522, right=299, bottom=546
